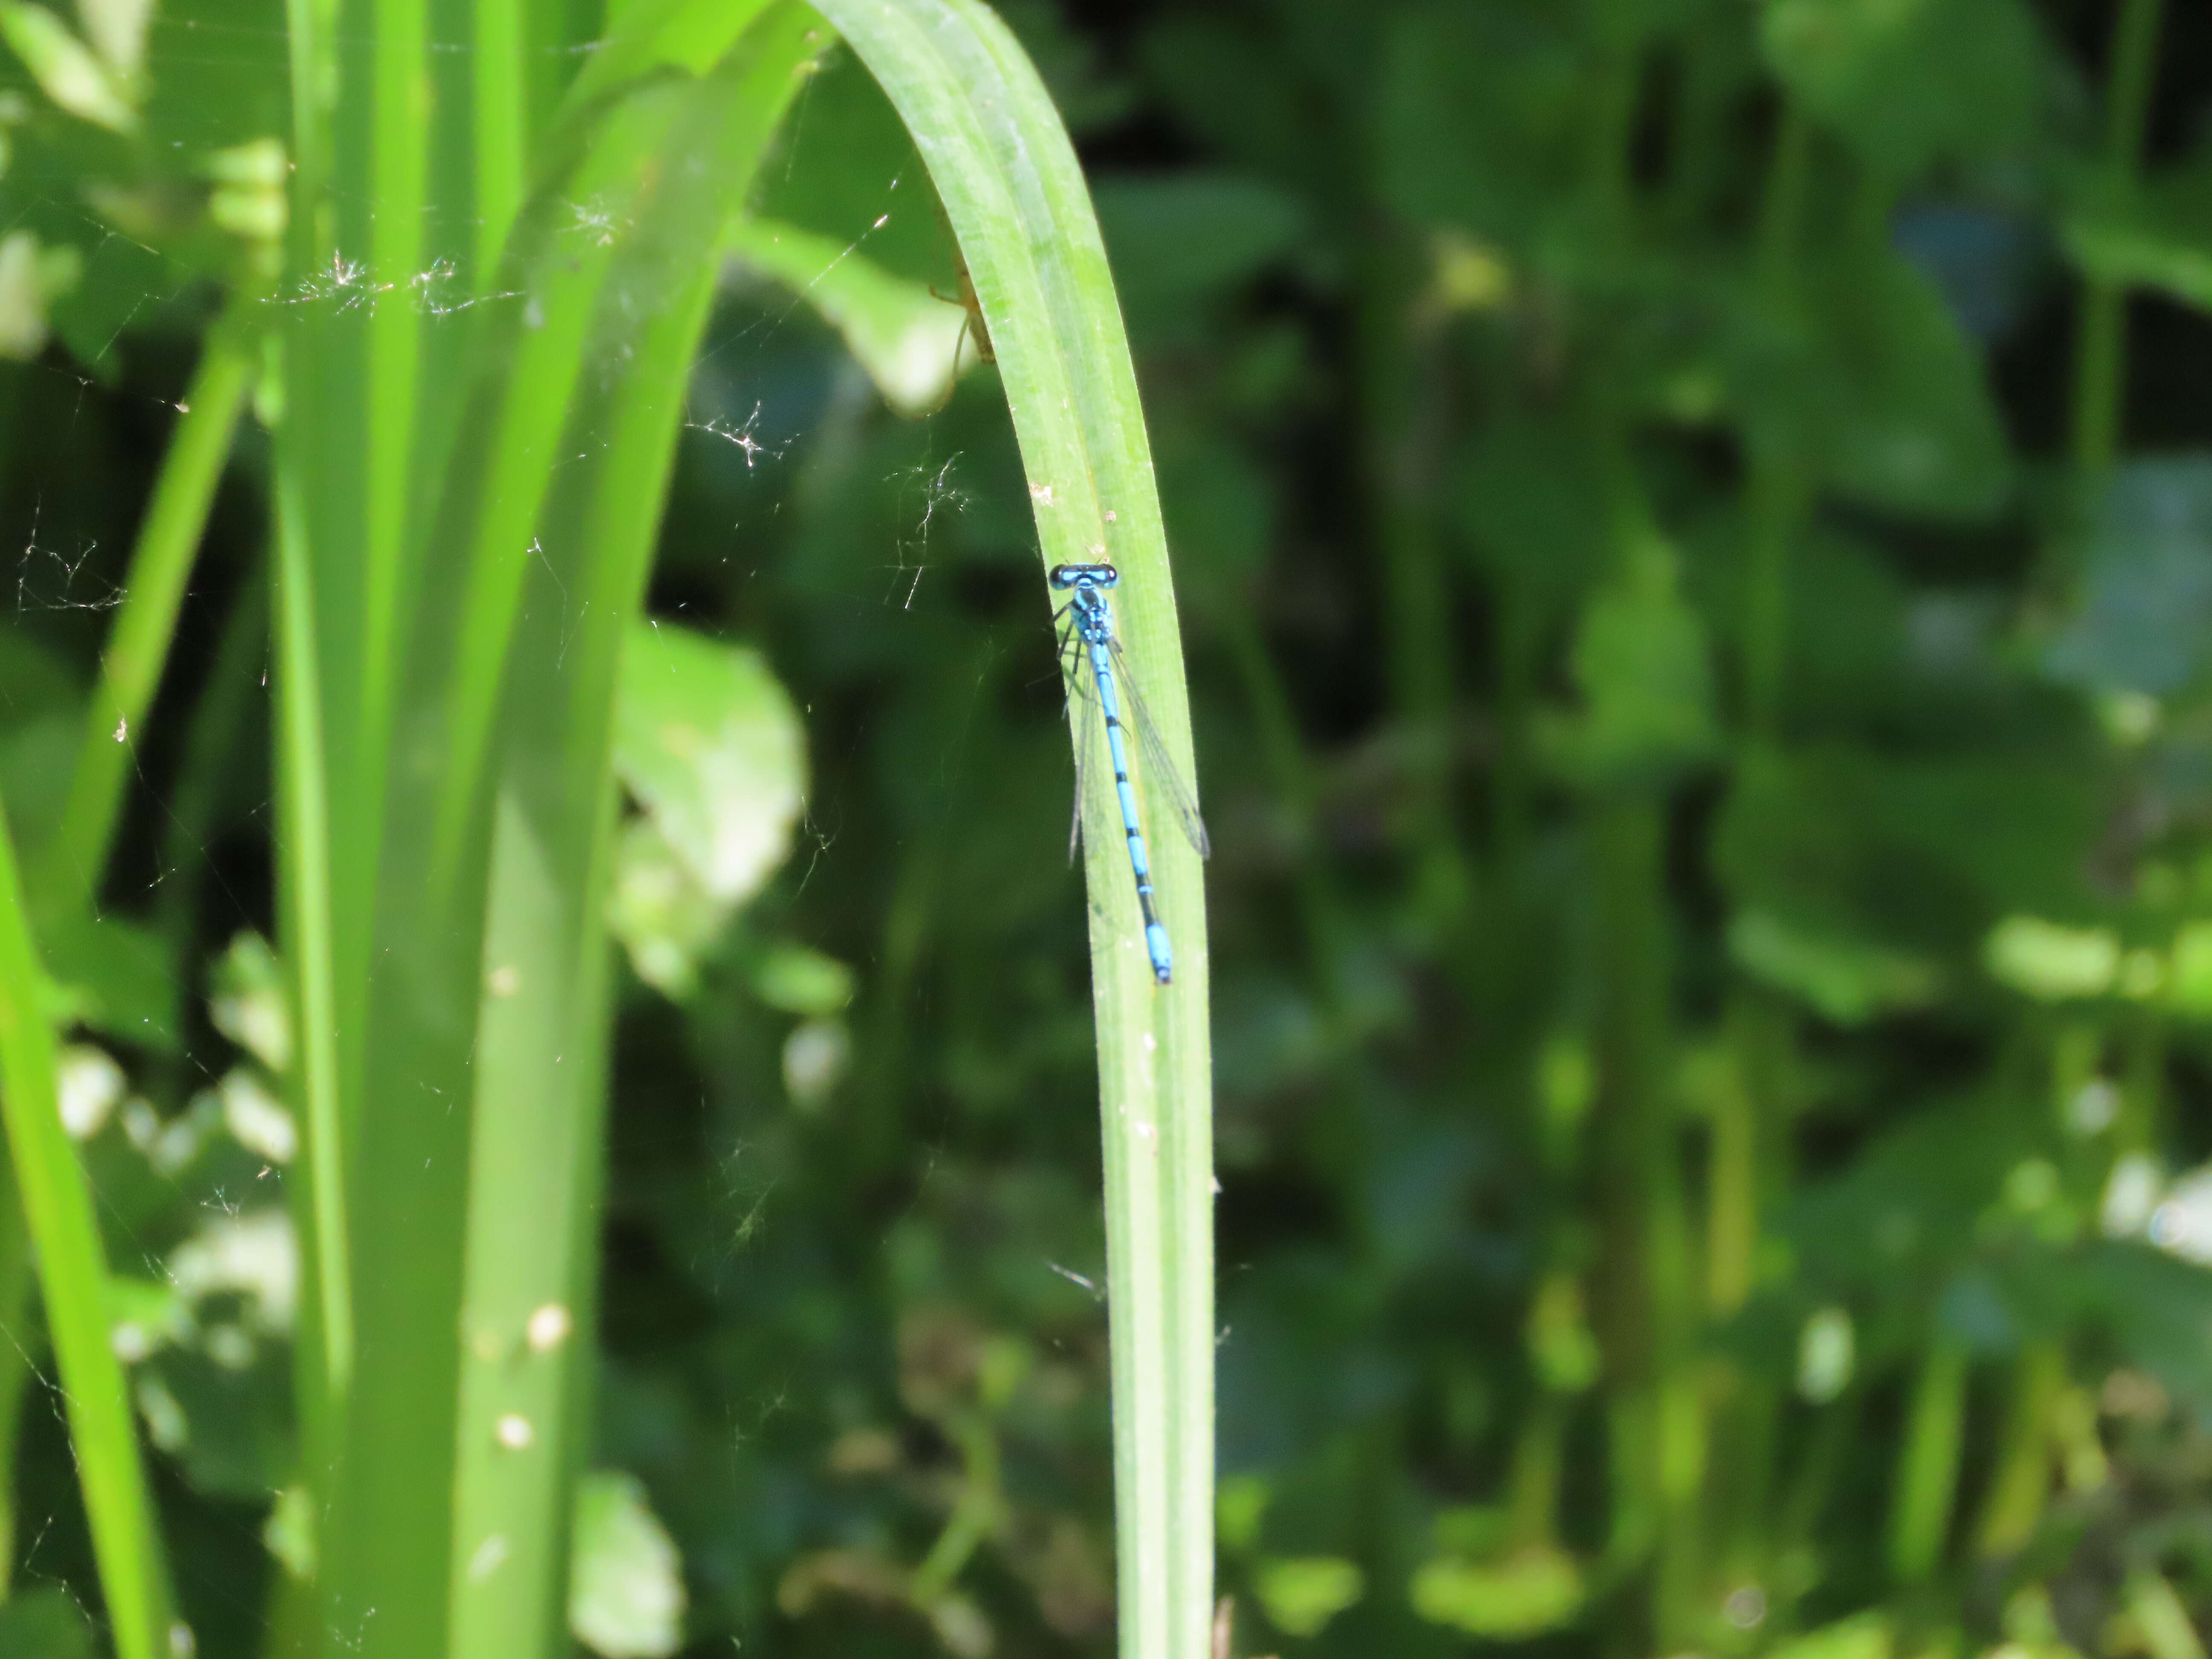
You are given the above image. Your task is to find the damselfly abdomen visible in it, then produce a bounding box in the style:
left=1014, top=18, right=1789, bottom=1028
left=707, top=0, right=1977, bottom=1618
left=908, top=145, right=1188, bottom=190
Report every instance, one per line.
left=1051, top=562, right=1210, bottom=984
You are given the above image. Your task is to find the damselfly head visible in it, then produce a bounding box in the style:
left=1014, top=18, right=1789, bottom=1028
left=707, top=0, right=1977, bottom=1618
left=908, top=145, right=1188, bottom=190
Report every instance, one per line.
left=1049, top=562, right=1120, bottom=590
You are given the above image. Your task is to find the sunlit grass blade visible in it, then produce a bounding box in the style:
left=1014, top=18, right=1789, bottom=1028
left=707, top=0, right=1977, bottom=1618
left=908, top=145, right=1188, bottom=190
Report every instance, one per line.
left=801, top=3, right=1215, bottom=1652
left=273, top=463, right=355, bottom=1458
left=0, top=790, right=176, bottom=1659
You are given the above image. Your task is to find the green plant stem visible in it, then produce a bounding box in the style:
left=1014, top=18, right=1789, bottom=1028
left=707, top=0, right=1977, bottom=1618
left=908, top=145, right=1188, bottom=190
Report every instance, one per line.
left=1574, top=39, right=1709, bottom=1635
left=1974, top=1340, right=2064, bottom=1560
left=2120, top=1007, right=2165, bottom=1156
left=1589, top=799, right=1698, bottom=1614
left=1707, top=103, right=1815, bottom=1612
left=1779, top=1386, right=1858, bottom=1546
left=1740, top=99, right=1811, bottom=734
left=1221, top=608, right=1347, bottom=1002
left=0, top=785, right=176, bottom=1659
left=1360, top=238, right=1463, bottom=921
left=1491, top=577, right=1540, bottom=877
left=2070, top=0, right=2166, bottom=481
left=1889, top=1335, right=1968, bottom=1586
left=911, top=1415, right=1004, bottom=1603
left=1508, top=1391, right=1572, bottom=1549
left=36, top=306, right=258, bottom=920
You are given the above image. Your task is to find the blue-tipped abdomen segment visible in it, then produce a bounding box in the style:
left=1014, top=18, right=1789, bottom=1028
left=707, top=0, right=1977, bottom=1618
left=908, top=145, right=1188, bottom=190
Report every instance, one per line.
left=1145, top=923, right=1173, bottom=984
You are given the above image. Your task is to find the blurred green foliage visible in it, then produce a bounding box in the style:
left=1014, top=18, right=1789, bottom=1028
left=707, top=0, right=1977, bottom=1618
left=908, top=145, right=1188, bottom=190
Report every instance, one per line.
left=5, top=0, right=2212, bottom=1656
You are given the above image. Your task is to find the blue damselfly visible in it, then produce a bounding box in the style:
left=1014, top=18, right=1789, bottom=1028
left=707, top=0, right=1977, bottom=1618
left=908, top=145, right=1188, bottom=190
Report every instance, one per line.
left=1052, top=562, right=1210, bottom=984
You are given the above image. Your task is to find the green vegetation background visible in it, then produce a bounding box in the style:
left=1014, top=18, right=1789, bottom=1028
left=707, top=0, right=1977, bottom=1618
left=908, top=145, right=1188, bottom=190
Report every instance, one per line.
left=5, top=0, right=2212, bottom=1656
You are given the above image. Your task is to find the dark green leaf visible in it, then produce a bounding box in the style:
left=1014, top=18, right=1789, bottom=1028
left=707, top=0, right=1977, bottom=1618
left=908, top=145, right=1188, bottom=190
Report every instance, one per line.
left=1761, top=0, right=2049, bottom=180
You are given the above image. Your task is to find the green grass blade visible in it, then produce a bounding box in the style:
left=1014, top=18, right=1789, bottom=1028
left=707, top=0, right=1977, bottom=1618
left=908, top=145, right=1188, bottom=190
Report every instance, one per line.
left=800, top=3, right=1215, bottom=1652
left=556, top=0, right=777, bottom=113
left=0, top=792, right=176, bottom=1659
left=273, top=463, right=355, bottom=1453
left=361, top=0, right=428, bottom=768
left=36, top=307, right=257, bottom=920
left=470, top=0, right=524, bottom=285
left=0, top=1161, right=24, bottom=1588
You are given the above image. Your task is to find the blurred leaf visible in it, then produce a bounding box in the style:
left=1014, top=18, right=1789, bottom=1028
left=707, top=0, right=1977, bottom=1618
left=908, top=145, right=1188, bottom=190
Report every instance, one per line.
left=2054, top=1244, right=2212, bottom=1419
left=780, top=1016, right=849, bottom=1109
left=988, top=0, right=1132, bottom=134
left=141, top=0, right=287, bottom=148
left=1411, top=1544, right=1584, bottom=1638
left=1797, top=1306, right=1856, bottom=1401
left=1729, top=908, right=1942, bottom=1024
left=1456, top=414, right=1607, bottom=604
left=56, top=1040, right=123, bottom=1137
left=73, top=0, right=146, bottom=80
left=608, top=815, right=728, bottom=998
left=0, top=0, right=135, bottom=129
left=1769, top=1612, right=1892, bottom=1659
left=139, top=1344, right=291, bottom=1497
left=1732, top=241, right=2013, bottom=519
left=41, top=911, right=178, bottom=1050
left=748, top=45, right=937, bottom=285
left=1984, top=915, right=2119, bottom=1001
left=0, top=226, right=78, bottom=358
left=2047, top=456, right=2212, bottom=698
left=1092, top=171, right=1305, bottom=335
left=2064, top=166, right=2212, bottom=317
left=106, top=1272, right=185, bottom=1362
left=725, top=217, right=970, bottom=417
left=1254, top=1555, right=1365, bottom=1638
left=208, top=930, right=288, bottom=1073
left=1715, top=747, right=2104, bottom=958
left=263, top=1484, right=314, bottom=1580
left=44, top=225, right=179, bottom=377
left=1892, top=203, right=2040, bottom=343
left=614, top=619, right=805, bottom=904
left=1157, top=430, right=1275, bottom=600
left=1546, top=540, right=1719, bottom=786
left=1217, top=1473, right=1271, bottom=1554
left=570, top=1470, right=687, bottom=1659
left=1526, top=1271, right=1600, bottom=1391
left=167, top=1207, right=295, bottom=1333
left=2122, top=1570, right=2206, bottom=1659
left=218, top=1068, right=294, bottom=1165
left=0, top=1589, right=95, bottom=1657
left=2171, top=921, right=2212, bottom=1018
left=1782, top=1100, right=2018, bottom=1294
left=748, top=939, right=853, bottom=1015
left=1375, top=3, right=1583, bottom=250
left=1138, top=15, right=1346, bottom=203
left=1760, top=0, right=2047, bottom=180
